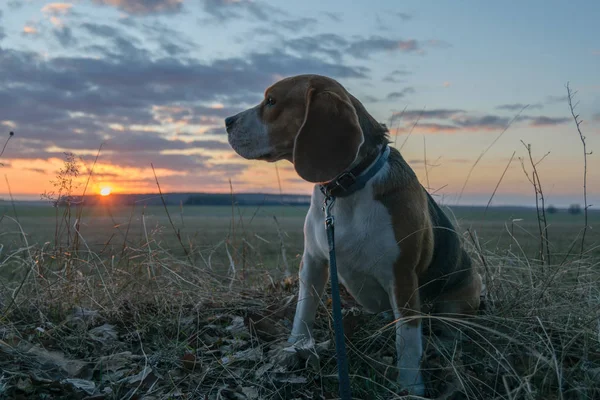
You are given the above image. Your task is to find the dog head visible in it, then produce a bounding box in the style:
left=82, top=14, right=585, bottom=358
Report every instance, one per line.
left=225, top=74, right=366, bottom=183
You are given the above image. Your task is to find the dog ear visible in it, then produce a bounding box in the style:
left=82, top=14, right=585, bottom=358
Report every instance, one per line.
left=293, top=87, right=364, bottom=183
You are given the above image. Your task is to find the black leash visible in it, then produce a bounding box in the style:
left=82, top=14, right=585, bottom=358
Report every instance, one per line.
left=323, top=194, right=352, bottom=400
left=318, top=144, right=391, bottom=400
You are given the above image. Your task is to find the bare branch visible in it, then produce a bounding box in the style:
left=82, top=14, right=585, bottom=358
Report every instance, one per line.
left=566, top=82, right=591, bottom=259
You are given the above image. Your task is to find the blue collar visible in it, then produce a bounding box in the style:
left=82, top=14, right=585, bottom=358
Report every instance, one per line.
left=320, top=144, right=391, bottom=198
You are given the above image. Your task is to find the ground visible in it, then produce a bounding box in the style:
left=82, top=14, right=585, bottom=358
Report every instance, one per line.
left=1, top=202, right=599, bottom=399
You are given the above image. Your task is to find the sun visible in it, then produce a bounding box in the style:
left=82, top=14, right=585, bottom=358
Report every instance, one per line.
left=100, top=187, right=112, bottom=196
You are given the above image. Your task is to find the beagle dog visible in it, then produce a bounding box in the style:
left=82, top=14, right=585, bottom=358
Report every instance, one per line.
left=225, top=74, right=482, bottom=395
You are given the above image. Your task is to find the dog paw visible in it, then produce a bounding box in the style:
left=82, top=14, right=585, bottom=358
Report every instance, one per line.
left=268, top=337, right=331, bottom=371
left=396, top=373, right=426, bottom=397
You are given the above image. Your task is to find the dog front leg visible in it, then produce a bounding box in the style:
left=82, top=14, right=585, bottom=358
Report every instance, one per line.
left=288, top=253, right=329, bottom=343
left=390, top=269, right=425, bottom=395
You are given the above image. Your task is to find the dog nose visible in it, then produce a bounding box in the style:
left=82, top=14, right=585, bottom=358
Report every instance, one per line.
left=225, top=115, right=237, bottom=128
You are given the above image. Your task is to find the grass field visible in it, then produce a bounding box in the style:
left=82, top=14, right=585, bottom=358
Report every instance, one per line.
left=1, top=200, right=599, bottom=399
left=3, top=201, right=599, bottom=273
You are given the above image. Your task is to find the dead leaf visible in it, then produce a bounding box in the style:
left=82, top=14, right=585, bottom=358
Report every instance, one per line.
left=122, top=366, right=153, bottom=385
left=88, top=323, right=118, bottom=344
left=231, top=347, right=262, bottom=363
left=181, top=353, right=200, bottom=371
left=18, top=340, right=89, bottom=377
left=274, top=375, right=307, bottom=384
left=67, top=307, right=101, bottom=328
left=63, top=378, right=96, bottom=395
left=95, top=351, right=141, bottom=372
left=241, top=386, right=259, bottom=399
left=254, top=362, right=274, bottom=379
left=16, top=377, right=34, bottom=394
left=245, top=312, right=285, bottom=342
left=226, top=316, right=250, bottom=339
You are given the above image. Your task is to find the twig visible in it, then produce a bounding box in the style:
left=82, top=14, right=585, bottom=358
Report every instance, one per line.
left=275, top=163, right=284, bottom=200
left=0, top=131, right=14, bottom=165
left=4, top=175, right=20, bottom=227
left=119, top=201, right=137, bottom=264
left=519, top=141, right=551, bottom=266
left=399, top=106, right=425, bottom=151
left=457, top=105, right=528, bottom=205
left=566, top=82, right=592, bottom=259
left=179, top=200, right=185, bottom=228
left=141, top=209, right=154, bottom=279
left=225, top=242, right=236, bottom=291
left=2, top=215, right=36, bottom=315
left=229, top=178, right=235, bottom=241
left=150, top=163, right=190, bottom=259
left=484, top=151, right=516, bottom=218
left=423, top=135, right=430, bottom=190
left=273, top=216, right=291, bottom=278
left=74, top=143, right=104, bottom=253
left=391, top=105, right=407, bottom=147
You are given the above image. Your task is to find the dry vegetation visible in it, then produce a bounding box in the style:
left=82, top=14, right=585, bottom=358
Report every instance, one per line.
left=1, top=92, right=599, bottom=399
left=2, top=199, right=599, bottom=400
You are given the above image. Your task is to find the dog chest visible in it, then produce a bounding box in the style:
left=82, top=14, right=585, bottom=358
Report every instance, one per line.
left=306, top=185, right=399, bottom=311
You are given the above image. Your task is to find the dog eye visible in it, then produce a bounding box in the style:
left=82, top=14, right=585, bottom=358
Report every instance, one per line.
left=266, top=97, right=276, bottom=106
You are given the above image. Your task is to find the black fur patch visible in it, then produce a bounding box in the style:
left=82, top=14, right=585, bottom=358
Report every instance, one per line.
left=419, top=191, right=473, bottom=303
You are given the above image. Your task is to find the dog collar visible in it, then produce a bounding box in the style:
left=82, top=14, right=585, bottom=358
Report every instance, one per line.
left=320, top=144, right=391, bottom=198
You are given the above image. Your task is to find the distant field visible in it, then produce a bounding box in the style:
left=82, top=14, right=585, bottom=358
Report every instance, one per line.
left=2, top=201, right=598, bottom=279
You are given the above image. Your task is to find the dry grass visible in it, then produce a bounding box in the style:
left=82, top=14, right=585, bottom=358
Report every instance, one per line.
left=0, top=201, right=599, bottom=400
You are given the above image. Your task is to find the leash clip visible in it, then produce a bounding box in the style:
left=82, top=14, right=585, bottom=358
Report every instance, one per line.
left=321, top=192, right=336, bottom=228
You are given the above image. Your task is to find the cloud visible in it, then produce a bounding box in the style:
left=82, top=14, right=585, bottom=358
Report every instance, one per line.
left=201, top=0, right=278, bottom=21
left=281, top=34, right=427, bottom=62
left=395, top=12, right=412, bottom=21
left=409, top=123, right=461, bottom=133
left=0, top=11, right=4, bottom=41
left=7, top=1, right=24, bottom=10
left=24, top=167, right=47, bottom=174
left=425, top=39, right=452, bottom=49
left=284, top=34, right=347, bottom=62
left=346, top=36, right=420, bottom=58
left=41, top=3, right=73, bottom=15
left=383, top=68, right=412, bottom=83
left=0, top=21, right=369, bottom=177
left=525, top=116, right=569, bottom=127
left=375, top=11, right=412, bottom=31
left=387, top=87, right=415, bottom=100
left=453, top=115, right=510, bottom=130
left=496, top=103, right=543, bottom=111
left=54, top=26, right=77, bottom=47
left=199, top=0, right=319, bottom=38
left=22, top=25, right=39, bottom=35
left=81, top=22, right=121, bottom=38
left=92, top=0, right=183, bottom=15
left=324, top=12, right=342, bottom=22
left=275, top=17, right=318, bottom=32
left=393, top=109, right=466, bottom=121
left=391, top=108, right=569, bottom=133
left=593, top=112, right=600, bottom=122
left=82, top=20, right=196, bottom=57
left=546, top=95, right=569, bottom=104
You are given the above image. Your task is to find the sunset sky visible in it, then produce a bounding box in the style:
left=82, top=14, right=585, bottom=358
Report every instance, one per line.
left=0, top=0, right=598, bottom=207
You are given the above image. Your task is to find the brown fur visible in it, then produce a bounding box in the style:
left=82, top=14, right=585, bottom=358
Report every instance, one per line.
left=235, top=73, right=481, bottom=321
left=294, top=86, right=364, bottom=182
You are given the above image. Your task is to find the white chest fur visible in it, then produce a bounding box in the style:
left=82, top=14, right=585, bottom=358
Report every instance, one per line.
left=304, top=165, right=399, bottom=313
